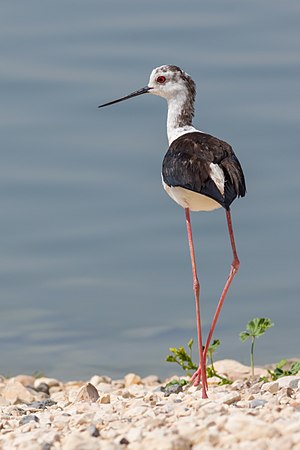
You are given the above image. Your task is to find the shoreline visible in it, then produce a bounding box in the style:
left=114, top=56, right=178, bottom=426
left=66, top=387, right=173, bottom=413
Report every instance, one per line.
left=1, top=359, right=300, bottom=450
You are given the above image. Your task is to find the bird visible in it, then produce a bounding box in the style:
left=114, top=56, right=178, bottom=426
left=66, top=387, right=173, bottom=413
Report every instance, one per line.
left=99, top=65, right=246, bottom=399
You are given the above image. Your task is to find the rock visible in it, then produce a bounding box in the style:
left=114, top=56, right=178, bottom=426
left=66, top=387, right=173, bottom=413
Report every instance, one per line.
left=262, top=381, right=279, bottom=393
left=219, top=392, right=241, bottom=405
left=124, top=373, right=141, bottom=387
left=130, top=435, right=191, bottom=450
left=126, top=426, right=143, bottom=442
left=213, top=359, right=268, bottom=380
left=162, top=383, right=183, bottom=396
left=75, top=383, right=99, bottom=403
left=249, top=399, right=268, bottom=408
left=277, top=376, right=300, bottom=389
left=141, top=375, right=160, bottom=385
left=27, top=399, right=56, bottom=409
left=89, top=375, right=112, bottom=386
left=120, top=437, right=130, bottom=445
left=0, top=394, right=10, bottom=406
left=2, top=380, right=35, bottom=404
left=41, top=443, right=52, bottom=450
left=225, top=415, right=279, bottom=440
left=97, top=393, right=111, bottom=404
left=87, top=424, right=100, bottom=437
left=63, top=432, right=101, bottom=450
left=97, top=382, right=112, bottom=393
left=50, top=390, right=69, bottom=404
left=230, top=380, right=245, bottom=390
left=144, top=392, right=159, bottom=406
left=13, top=375, right=35, bottom=387
left=19, top=414, right=40, bottom=425
left=34, top=377, right=60, bottom=389
left=207, top=376, right=223, bottom=385
left=249, top=381, right=264, bottom=394
left=35, top=382, right=50, bottom=395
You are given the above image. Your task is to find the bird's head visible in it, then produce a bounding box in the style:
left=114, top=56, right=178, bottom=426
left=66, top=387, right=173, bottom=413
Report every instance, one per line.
left=147, top=65, right=196, bottom=101
left=98, top=65, right=196, bottom=108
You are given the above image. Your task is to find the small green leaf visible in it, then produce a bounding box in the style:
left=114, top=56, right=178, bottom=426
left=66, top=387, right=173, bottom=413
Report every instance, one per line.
left=260, top=376, right=269, bottom=383
left=239, top=331, right=250, bottom=342
left=188, top=338, right=194, bottom=351
left=276, top=359, right=287, bottom=370
left=290, top=361, right=300, bottom=375
left=206, top=367, right=214, bottom=378
left=246, top=318, right=274, bottom=338
left=166, top=355, right=177, bottom=363
left=218, top=378, right=232, bottom=385
left=208, top=339, right=220, bottom=354
left=274, top=367, right=284, bottom=377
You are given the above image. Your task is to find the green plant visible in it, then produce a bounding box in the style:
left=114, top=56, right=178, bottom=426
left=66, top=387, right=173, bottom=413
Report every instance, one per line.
left=166, top=338, right=232, bottom=385
left=267, top=359, right=300, bottom=381
left=166, top=338, right=197, bottom=375
left=239, top=318, right=274, bottom=378
left=205, top=339, right=232, bottom=385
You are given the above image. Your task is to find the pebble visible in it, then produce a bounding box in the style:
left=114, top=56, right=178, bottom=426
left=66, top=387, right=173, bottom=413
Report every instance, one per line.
left=0, top=359, right=299, bottom=450
left=220, top=392, right=241, bottom=405
left=75, top=383, right=99, bottom=403
left=277, top=376, right=300, bottom=389
left=13, top=375, right=36, bottom=387
left=124, top=373, right=142, bottom=387
left=19, top=414, right=40, bottom=425
left=97, top=393, right=111, bottom=404
left=87, top=423, right=100, bottom=437
left=2, top=380, right=35, bottom=404
left=249, top=398, right=268, bottom=408
left=34, top=377, right=60, bottom=389
left=262, top=381, right=280, bottom=393
left=162, top=382, right=183, bottom=396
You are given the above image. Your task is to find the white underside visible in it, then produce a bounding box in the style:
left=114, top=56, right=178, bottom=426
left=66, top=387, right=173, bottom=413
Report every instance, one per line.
left=162, top=180, right=221, bottom=211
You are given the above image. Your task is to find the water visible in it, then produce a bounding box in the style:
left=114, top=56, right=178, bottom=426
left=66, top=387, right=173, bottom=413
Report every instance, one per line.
left=0, top=0, right=299, bottom=380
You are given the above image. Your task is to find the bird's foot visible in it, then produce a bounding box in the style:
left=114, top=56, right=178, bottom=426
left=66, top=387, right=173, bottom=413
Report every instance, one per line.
left=191, top=366, right=209, bottom=398
left=191, top=367, right=202, bottom=386
left=191, top=367, right=208, bottom=390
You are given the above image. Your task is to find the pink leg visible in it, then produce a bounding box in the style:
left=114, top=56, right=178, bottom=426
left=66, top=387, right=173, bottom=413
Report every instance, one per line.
left=185, top=208, right=208, bottom=399
left=191, top=208, right=240, bottom=384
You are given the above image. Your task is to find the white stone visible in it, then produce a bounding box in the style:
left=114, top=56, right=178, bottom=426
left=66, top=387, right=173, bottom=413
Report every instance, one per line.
left=262, top=381, right=279, bottom=393
left=63, top=432, right=101, bottom=450
left=225, top=415, right=279, bottom=440
left=219, top=392, right=241, bottom=405
left=2, top=380, right=35, bottom=404
left=277, top=376, right=300, bottom=389
left=89, top=375, right=112, bottom=385
left=97, top=393, right=111, bottom=404
left=141, top=375, right=160, bottom=385
left=213, top=359, right=268, bottom=379
left=124, top=373, right=142, bottom=387
left=34, top=377, right=60, bottom=388
left=13, top=375, right=35, bottom=386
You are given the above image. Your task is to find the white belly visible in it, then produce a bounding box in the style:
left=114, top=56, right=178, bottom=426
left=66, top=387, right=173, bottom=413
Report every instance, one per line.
left=162, top=181, right=221, bottom=212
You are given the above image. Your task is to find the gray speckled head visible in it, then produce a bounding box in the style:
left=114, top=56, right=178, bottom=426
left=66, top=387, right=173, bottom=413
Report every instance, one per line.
left=148, top=65, right=196, bottom=127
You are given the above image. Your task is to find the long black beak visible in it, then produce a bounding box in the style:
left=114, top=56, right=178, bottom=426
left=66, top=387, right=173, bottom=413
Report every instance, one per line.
left=98, top=86, right=152, bottom=108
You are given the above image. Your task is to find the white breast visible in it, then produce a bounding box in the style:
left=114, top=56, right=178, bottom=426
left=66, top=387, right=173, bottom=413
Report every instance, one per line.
left=162, top=180, right=221, bottom=212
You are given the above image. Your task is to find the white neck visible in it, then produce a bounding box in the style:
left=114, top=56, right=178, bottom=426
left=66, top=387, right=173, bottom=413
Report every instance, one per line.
left=166, top=95, right=197, bottom=145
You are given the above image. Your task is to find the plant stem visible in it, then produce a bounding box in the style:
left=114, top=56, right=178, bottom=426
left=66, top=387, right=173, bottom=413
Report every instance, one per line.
left=250, top=336, right=255, bottom=378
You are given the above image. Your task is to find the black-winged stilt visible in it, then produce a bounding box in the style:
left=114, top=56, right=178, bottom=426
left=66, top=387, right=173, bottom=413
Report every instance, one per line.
left=99, top=65, right=246, bottom=398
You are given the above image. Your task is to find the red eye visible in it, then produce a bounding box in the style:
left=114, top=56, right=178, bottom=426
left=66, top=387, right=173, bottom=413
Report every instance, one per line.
left=156, top=76, right=166, bottom=84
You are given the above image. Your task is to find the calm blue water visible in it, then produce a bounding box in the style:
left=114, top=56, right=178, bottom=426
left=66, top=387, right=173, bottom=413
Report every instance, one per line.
left=0, top=0, right=299, bottom=380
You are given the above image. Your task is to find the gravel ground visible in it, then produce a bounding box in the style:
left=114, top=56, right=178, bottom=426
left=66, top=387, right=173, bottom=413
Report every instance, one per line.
left=0, top=360, right=300, bottom=450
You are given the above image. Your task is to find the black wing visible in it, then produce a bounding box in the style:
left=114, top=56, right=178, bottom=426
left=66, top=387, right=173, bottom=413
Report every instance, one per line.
left=162, top=132, right=246, bottom=210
